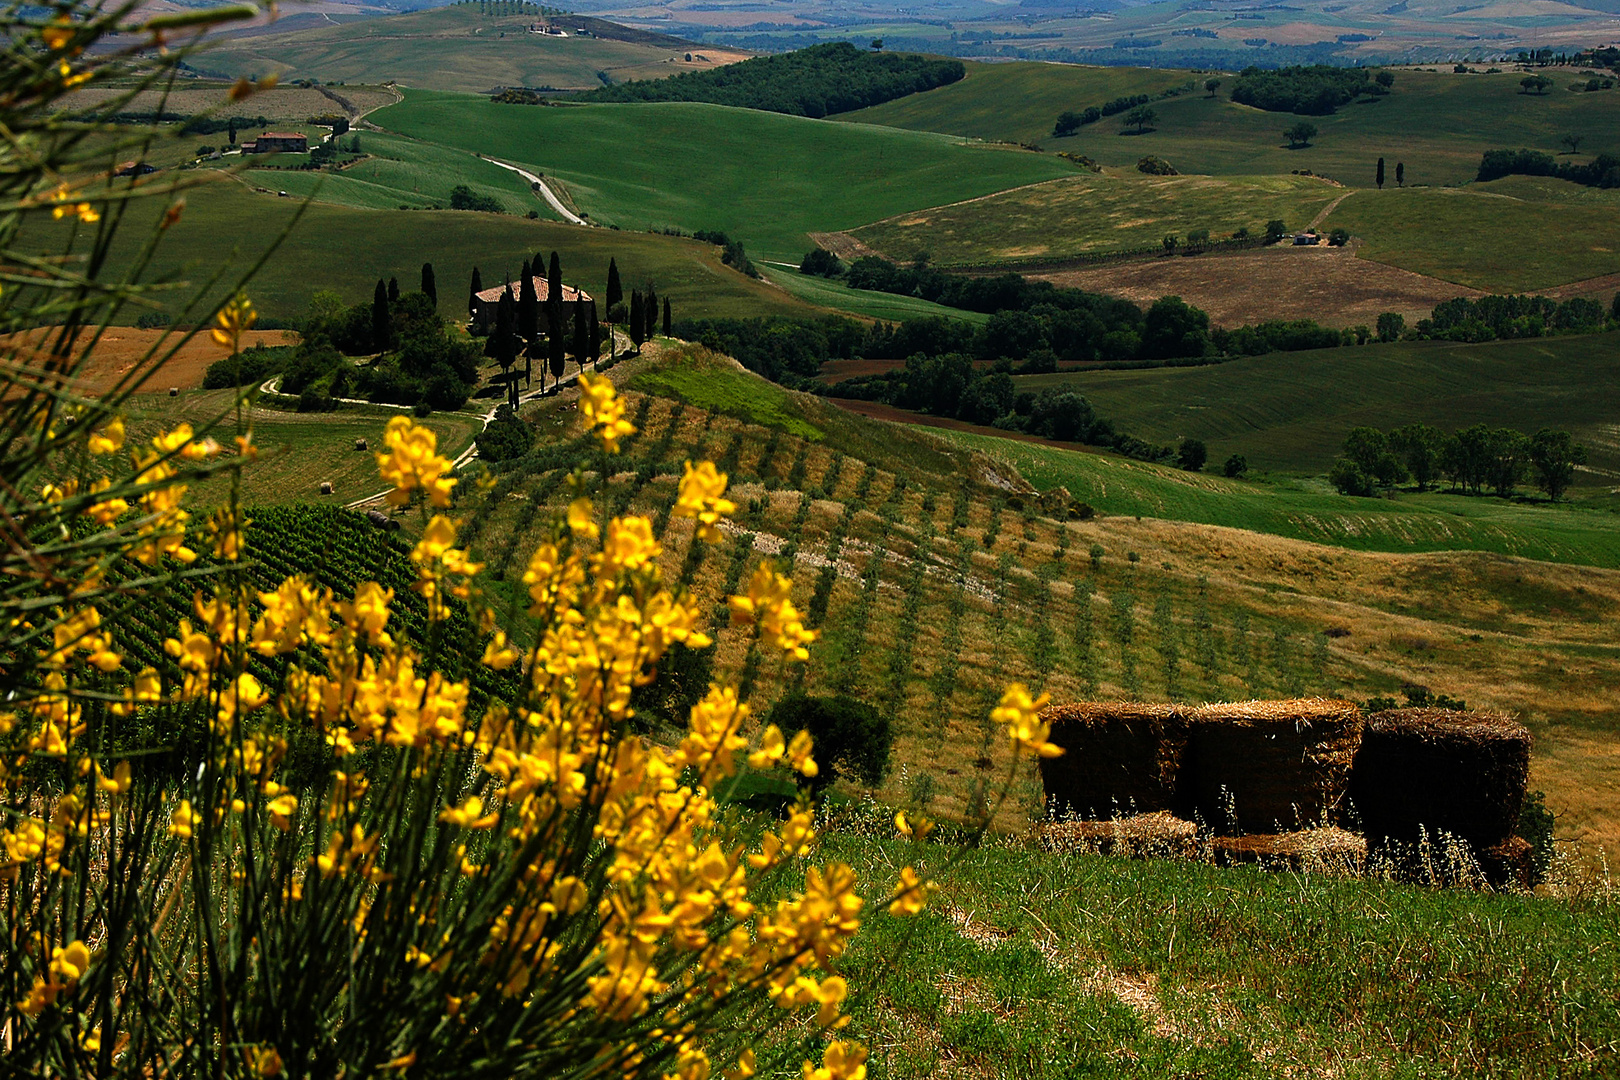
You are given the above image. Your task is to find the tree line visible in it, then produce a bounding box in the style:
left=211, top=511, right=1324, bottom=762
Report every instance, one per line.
left=1229, top=65, right=1392, bottom=115
left=577, top=42, right=964, bottom=118
left=1476, top=148, right=1620, bottom=190
left=1329, top=423, right=1587, bottom=501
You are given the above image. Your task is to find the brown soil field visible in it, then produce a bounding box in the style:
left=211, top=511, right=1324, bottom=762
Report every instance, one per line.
left=3, top=326, right=300, bottom=396
left=68, top=84, right=398, bottom=121
left=1034, top=244, right=1485, bottom=328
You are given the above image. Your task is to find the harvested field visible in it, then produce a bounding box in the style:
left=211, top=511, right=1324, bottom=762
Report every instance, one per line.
left=1032, top=244, right=1483, bottom=329
left=1, top=326, right=300, bottom=396
left=1350, top=708, right=1532, bottom=849
left=1038, top=702, right=1190, bottom=819
left=1187, top=699, right=1363, bottom=834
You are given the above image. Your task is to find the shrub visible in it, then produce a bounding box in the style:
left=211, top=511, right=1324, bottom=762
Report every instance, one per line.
left=202, top=345, right=283, bottom=388
left=1328, top=227, right=1350, bottom=246
left=476, top=404, right=535, bottom=461
left=765, top=693, right=894, bottom=795
left=1137, top=154, right=1178, bottom=175
left=1223, top=453, right=1249, bottom=478
left=448, top=183, right=503, bottom=212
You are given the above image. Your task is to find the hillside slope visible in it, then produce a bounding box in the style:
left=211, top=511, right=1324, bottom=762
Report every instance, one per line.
left=195, top=5, right=750, bottom=92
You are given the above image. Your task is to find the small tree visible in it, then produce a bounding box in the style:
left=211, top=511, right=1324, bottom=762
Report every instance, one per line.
left=1520, top=74, right=1553, bottom=94
left=1376, top=311, right=1405, bottom=342
left=1395, top=161, right=1405, bottom=186
left=1205, top=77, right=1221, bottom=97
left=1376, top=156, right=1385, bottom=189
left=765, top=694, right=893, bottom=796
left=1124, top=106, right=1157, bottom=133
left=1284, top=121, right=1318, bottom=148
left=1375, top=70, right=1395, bottom=89
left=1162, top=234, right=1179, bottom=255
left=1223, top=453, right=1249, bottom=478
left=1560, top=133, right=1584, bottom=154
left=1265, top=218, right=1288, bottom=243
left=1391, top=422, right=1443, bottom=491
left=1528, top=427, right=1587, bottom=500
left=421, top=262, right=437, bottom=308
left=1054, top=110, right=1083, bottom=137
left=387, top=276, right=400, bottom=302
left=1177, top=438, right=1208, bottom=472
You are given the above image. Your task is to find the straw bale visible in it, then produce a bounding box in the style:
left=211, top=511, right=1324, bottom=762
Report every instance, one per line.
left=1211, top=827, right=1367, bottom=874
left=1477, top=836, right=1536, bottom=891
left=1186, top=699, right=1363, bottom=834
left=1031, top=812, right=1196, bottom=860
left=1349, top=709, right=1530, bottom=849
left=1037, top=702, right=1190, bottom=819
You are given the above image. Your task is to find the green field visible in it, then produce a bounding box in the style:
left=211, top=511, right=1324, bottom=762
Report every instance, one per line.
left=371, top=90, right=1074, bottom=259
left=852, top=172, right=1342, bottom=265
left=1324, top=183, right=1620, bottom=291
left=847, top=64, right=1620, bottom=190
left=1022, top=332, right=1620, bottom=481
left=251, top=131, right=558, bottom=216
left=930, top=428, right=1620, bottom=569
left=193, top=6, right=730, bottom=94
left=69, top=180, right=818, bottom=323
left=760, top=265, right=989, bottom=324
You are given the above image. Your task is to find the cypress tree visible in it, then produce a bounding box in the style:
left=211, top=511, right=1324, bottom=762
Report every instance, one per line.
left=663, top=297, right=671, bottom=336
left=371, top=279, right=390, bottom=352
left=606, top=257, right=622, bottom=313
left=572, top=296, right=588, bottom=364
left=644, top=284, right=657, bottom=338
left=469, top=266, right=483, bottom=317
left=629, top=289, right=645, bottom=351
left=387, top=277, right=400, bottom=302
left=1395, top=161, right=1405, bottom=187
left=1375, top=157, right=1385, bottom=190
left=421, top=262, right=437, bottom=308
left=518, top=261, right=538, bottom=343
left=588, top=304, right=600, bottom=369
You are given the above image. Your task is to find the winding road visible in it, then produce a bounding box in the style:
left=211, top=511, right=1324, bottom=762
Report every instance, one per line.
left=483, top=157, right=588, bottom=226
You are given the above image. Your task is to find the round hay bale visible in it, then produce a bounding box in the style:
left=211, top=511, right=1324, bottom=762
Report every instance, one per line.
left=1349, top=708, right=1530, bottom=849
left=319, top=481, right=334, bottom=495
left=1038, top=702, right=1190, bottom=819
left=1032, top=812, right=1196, bottom=860
left=355, top=437, right=368, bottom=451
left=1187, top=699, right=1362, bottom=834
left=1211, top=827, right=1366, bottom=875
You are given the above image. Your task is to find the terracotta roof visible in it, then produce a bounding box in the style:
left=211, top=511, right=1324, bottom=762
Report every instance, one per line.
left=474, top=276, right=593, bottom=305
left=260, top=132, right=307, bottom=140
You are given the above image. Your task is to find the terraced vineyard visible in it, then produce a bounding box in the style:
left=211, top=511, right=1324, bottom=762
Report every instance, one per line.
left=460, top=348, right=1620, bottom=850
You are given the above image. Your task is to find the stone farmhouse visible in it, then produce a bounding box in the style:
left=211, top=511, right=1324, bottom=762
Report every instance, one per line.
left=242, top=132, right=309, bottom=155
left=470, top=276, right=595, bottom=335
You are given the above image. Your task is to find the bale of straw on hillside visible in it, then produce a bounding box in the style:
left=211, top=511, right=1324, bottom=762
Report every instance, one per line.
left=1211, top=827, right=1367, bottom=875
left=1031, top=811, right=1197, bottom=860
left=1349, top=708, right=1531, bottom=850
left=1186, top=699, right=1363, bottom=834
left=1038, top=703, right=1190, bottom=820
left=1478, top=835, right=1536, bottom=891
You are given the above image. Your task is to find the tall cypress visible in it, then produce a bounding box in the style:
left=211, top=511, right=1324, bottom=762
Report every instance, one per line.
left=421, top=262, right=437, bottom=308
left=663, top=297, right=671, bottom=337
left=629, top=290, right=645, bottom=351
left=387, top=277, right=400, bottom=302
left=518, top=260, right=538, bottom=343
left=605, top=257, right=622, bottom=314
left=644, top=284, right=657, bottom=338
left=468, top=266, right=483, bottom=317
left=371, top=279, right=390, bottom=352
left=1375, top=157, right=1385, bottom=190
left=572, top=296, right=588, bottom=364
left=588, top=304, right=600, bottom=369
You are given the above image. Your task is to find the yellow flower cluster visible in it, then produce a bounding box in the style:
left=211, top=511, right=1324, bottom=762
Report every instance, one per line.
left=376, top=415, right=455, bottom=507
left=16, top=940, right=91, bottom=1018
left=729, top=562, right=817, bottom=662
left=130, top=422, right=220, bottom=565
left=675, top=459, right=738, bottom=543
left=578, top=372, right=637, bottom=452
left=992, top=684, right=1065, bottom=759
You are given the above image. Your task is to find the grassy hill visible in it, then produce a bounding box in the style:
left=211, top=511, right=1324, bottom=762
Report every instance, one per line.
left=70, top=179, right=817, bottom=322
left=1020, top=331, right=1620, bottom=481
left=193, top=5, right=749, bottom=93
left=850, top=173, right=1343, bottom=266
left=460, top=343, right=1620, bottom=858
left=370, top=90, right=1075, bottom=259
left=846, top=64, right=1620, bottom=190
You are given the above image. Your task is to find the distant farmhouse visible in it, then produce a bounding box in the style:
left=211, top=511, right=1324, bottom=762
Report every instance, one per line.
left=242, top=132, right=309, bottom=155
left=471, top=276, right=594, bottom=335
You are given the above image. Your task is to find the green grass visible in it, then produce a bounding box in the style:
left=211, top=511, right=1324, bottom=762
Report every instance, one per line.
left=928, top=427, right=1620, bottom=569
left=371, top=90, right=1074, bottom=259
left=1324, top=184, right=1620, bottom=291
left=192, top=6, right=716, bottom=94
left=832, top=833, right=1620, bottom=1079
left=628, top=350, right=824, bottom=440
left=851, top=172, right=1340, bottom=265
left=847, top=64, right=1620, bottom=191
left=249, top=131, right=557, bottom=217
left=1020, top=332, right=1620, bottom=481
left=759, top=265, right=988, bottom=324
left=67, top=179, right=819, bottom=323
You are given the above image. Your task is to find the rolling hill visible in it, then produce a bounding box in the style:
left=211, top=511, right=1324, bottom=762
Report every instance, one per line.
left=193, top=4, right=751, bottom=92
